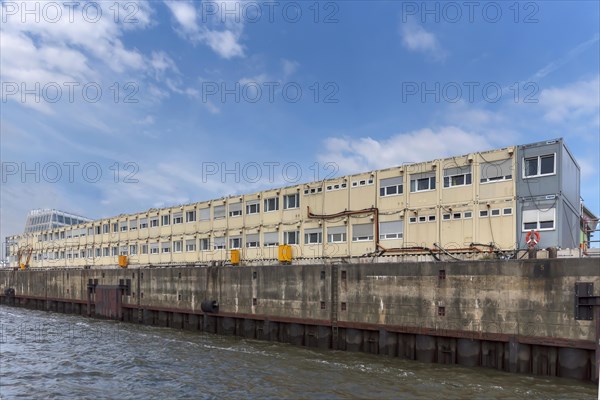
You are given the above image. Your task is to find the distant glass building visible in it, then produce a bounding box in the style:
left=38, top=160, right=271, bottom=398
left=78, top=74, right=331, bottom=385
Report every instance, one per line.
left=23, top=209, right=91, bottom=233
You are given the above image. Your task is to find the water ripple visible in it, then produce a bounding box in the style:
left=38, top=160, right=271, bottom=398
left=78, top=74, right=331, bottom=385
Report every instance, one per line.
left=0, top=306, right=596, bottom=400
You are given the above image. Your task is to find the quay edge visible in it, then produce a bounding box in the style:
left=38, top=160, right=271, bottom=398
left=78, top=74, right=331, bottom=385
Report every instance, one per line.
left=1, top=258, right=599, bottom=382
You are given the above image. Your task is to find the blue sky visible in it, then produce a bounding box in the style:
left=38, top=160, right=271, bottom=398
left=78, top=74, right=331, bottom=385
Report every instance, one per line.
left=1, top=1, right=599, bottom=251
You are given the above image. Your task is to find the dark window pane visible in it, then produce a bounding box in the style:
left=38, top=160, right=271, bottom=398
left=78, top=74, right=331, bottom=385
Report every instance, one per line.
left=451, top=175, right=465, bottom=186
left=540, top=155, right=554, bottom=174
left=525, top=158, right=538, bottom=176
left=540, top=220, right=554, bottom=229
left=387, top=186, right=397, bottom=195
left=524, top=222, right=537, bottom=230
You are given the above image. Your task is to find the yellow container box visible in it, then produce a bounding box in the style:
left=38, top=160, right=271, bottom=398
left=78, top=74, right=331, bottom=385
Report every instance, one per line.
left=230, top=249, right=240, bottom=266
left=278, top=245, right=292, bottom=263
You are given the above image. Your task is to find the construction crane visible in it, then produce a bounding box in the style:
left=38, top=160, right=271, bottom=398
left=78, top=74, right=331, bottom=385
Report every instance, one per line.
left=17, top=246, right=33, bottom=270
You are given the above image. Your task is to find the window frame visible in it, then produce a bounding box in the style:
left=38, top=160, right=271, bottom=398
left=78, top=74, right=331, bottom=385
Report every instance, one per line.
left=173, top=240, right=183, bottom=253
left=264, top=197, right=279, bottom=213
left=352, top=223, right=374, bottom=242
left=379, top=176, right=404, bottom=197
left=283, top=231, right=300, bottom=245
left=379, top=220, right=403, bottom=240
left=186, top=239, right=196, bottom=252
left=304, top=231, right=322, bottom=245
left=283, top=193, right=300, bottom=210
left=246, top=201, right=260, bottom=215
left=200, top=238, right=210, bottom=251
left=245, top=234, right=260, bottom=248
left=263, top=232, right=280, bottom=247
left=480, top=159, right=513, bottom=184
left=229, top=237, right=242, bottom=249
left=410, top=175, right=436, bottom=193
left=229, top=203, right=243, bottom=218
left=522, top=208, right=556, bottom=232
left=173, top=213, right=183, bottom=225
left=186, top=210, right=196, bottom=223
left=523, top=153, right=556, bottom=179
left=443, top=167, right=472, bottom=188
left=213, top=205, right=226, bottom=220
left=213, top=237, right=226, bottom=250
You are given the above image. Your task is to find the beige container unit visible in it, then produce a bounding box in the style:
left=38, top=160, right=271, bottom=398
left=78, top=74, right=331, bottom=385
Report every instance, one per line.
left=440, top=206, right=475, bottom=249
left=404, top=207, right=438, bottom=248
left=476, top=201, right=517, bottom=250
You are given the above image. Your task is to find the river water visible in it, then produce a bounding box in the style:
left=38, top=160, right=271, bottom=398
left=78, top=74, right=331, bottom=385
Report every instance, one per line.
left=0, top=306, right=596, bottom=399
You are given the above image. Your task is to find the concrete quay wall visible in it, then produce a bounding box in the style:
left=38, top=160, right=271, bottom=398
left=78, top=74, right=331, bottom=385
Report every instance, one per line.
left=1, top=258, right=598, bottom=381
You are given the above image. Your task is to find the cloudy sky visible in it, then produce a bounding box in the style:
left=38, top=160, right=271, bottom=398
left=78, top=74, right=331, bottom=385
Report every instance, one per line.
left=1, top=1, right=599, bottom=253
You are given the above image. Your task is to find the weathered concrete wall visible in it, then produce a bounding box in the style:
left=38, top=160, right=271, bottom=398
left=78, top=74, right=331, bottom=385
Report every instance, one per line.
left=340, top=259, right=598, bottom=342
left=1, top=258, right=598, bottom=381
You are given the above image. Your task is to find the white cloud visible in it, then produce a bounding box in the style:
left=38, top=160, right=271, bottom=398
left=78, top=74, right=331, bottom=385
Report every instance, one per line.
left=150, top=51, right=179, bottom=78
left=318, top=127, right=491, bottom=174
left=239, top=73, right=271, bottom=85
left=201, top=29, right=245, bottom=59
left=164, top=0, right=245, bottom=59
left=1, top=1, right=149, bottom=74
left=282, top=59, right=299, bottom=78
left=164, top=1, right=198, bottom=33
left=399, top=18, right=446, bottom=60
left=135, top=115, right=155, bottom=125
left=539, top=76, right=600, bottom=124
left=0, top=1, right=197, bottom=117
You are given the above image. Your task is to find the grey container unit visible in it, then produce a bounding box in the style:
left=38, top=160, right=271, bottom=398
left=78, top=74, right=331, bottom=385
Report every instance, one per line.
left=516, top=138, right=581, bottom=250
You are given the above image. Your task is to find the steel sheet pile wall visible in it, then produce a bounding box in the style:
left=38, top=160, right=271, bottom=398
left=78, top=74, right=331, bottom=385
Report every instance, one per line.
left=0, top=258, right=598, bottom=381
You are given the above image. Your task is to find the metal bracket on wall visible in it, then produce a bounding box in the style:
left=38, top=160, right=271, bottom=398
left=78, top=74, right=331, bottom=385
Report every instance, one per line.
left=574, top=282, right=600, bottom=320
